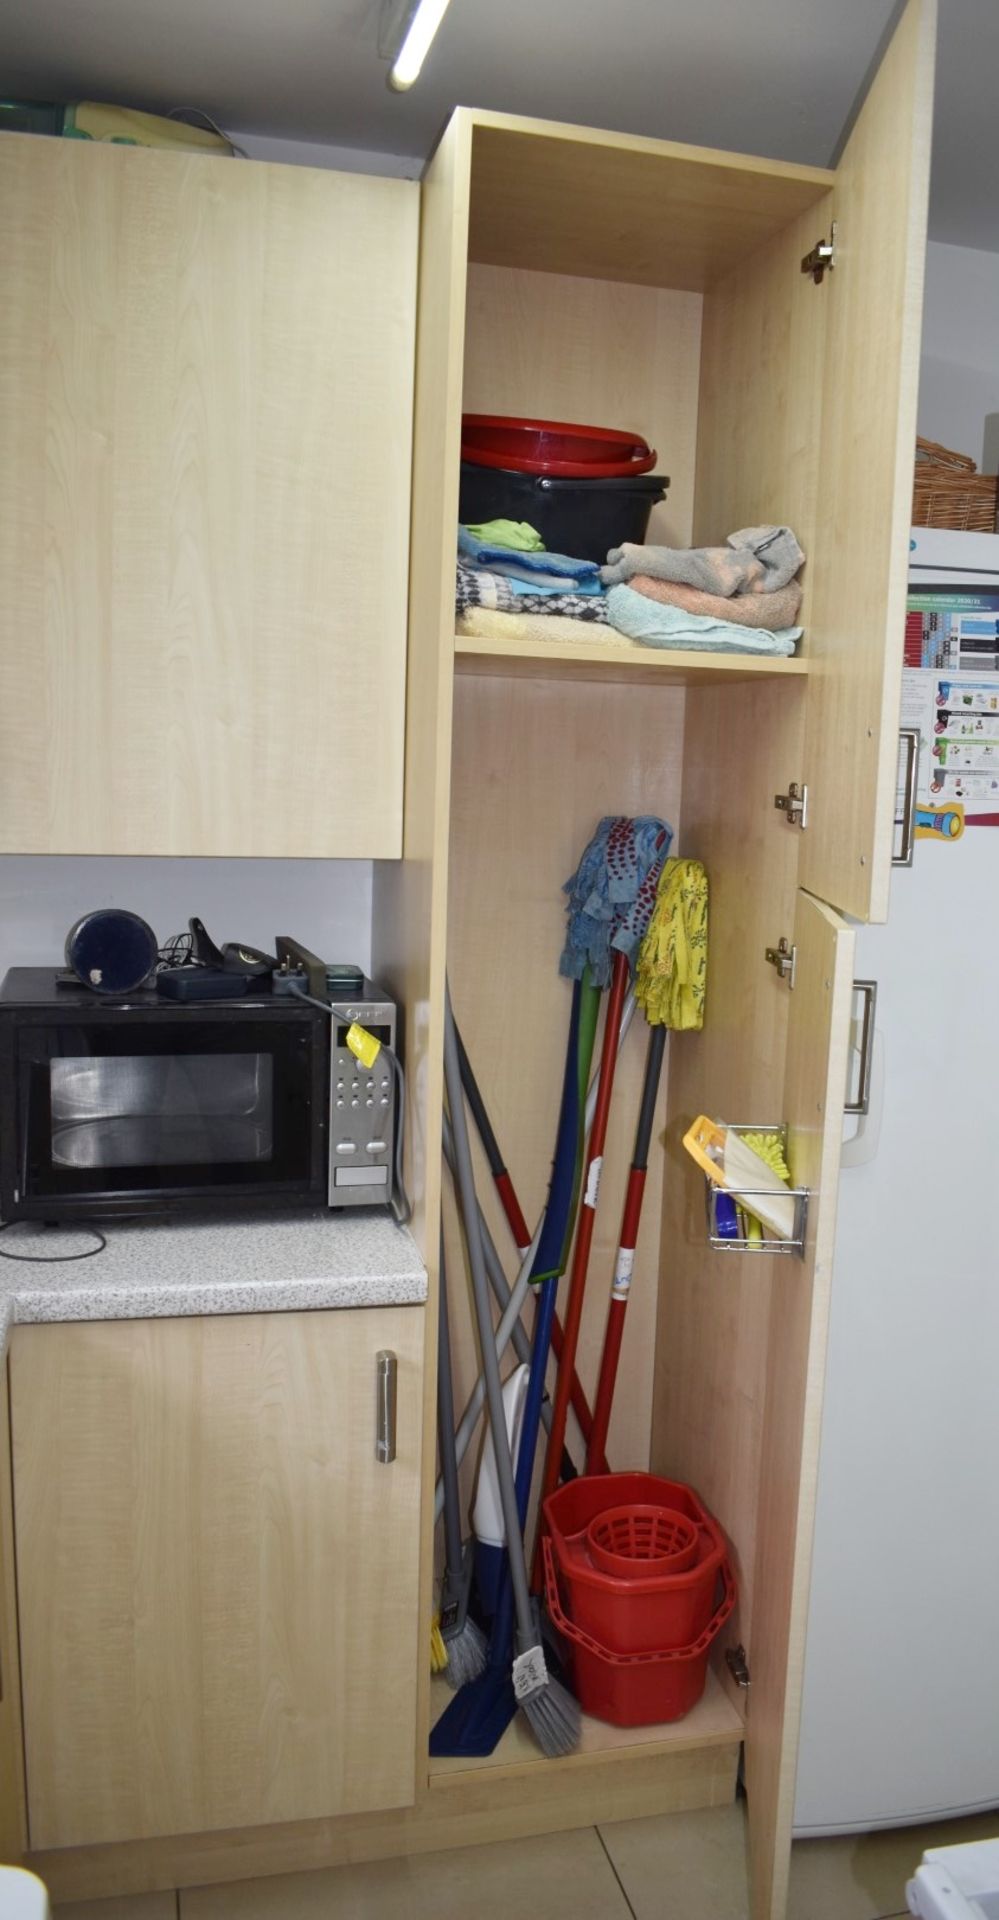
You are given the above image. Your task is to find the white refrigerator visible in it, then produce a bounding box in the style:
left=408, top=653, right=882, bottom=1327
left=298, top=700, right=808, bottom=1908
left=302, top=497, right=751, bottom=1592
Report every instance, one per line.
left=794, top=528, right=999, bottom=1835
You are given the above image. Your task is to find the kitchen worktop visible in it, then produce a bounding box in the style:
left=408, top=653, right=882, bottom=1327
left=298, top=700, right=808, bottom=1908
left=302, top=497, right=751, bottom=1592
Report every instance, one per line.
left=0, top=1210, right=427, bottom=1352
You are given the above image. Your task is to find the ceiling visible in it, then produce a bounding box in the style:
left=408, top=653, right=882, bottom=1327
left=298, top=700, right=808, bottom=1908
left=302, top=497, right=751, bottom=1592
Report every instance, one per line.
left=3, top=0, right=997, bottom=253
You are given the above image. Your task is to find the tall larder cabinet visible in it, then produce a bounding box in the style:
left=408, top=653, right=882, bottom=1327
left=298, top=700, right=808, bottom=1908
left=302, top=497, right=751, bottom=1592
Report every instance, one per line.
left=372, top=5, right=935, bottom=1917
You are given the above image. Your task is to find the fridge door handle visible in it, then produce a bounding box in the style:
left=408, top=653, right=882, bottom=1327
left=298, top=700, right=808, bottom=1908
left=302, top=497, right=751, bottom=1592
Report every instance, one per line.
left=893, top=729, right=920, bottom=867
left=844, top=981, right=878, bottom=1115
left=842, top=980, right=883, bottom=1168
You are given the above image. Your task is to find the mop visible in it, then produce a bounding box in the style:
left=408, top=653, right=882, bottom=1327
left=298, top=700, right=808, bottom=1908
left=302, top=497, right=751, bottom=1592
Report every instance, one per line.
left=586, top=857, right=708, bottom=1472
left=434, top=985, right=579, bottom=1759
left=454, top=1019, right=596, bottom=1458
left=432, top=989, right=637, bottom=1524
left=536, top=816, right=672, bottom=1539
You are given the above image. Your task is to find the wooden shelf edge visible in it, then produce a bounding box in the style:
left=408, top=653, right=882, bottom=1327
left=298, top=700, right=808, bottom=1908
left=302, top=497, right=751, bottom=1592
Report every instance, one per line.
left=428, top=1666, right=745, bottom=1786
left=454, top=633, right=810, bottom=687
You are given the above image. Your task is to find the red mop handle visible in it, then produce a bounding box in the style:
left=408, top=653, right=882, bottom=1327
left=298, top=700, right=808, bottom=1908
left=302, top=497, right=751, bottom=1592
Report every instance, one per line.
left=587, top=1022, right=667, bottom=1474
left=537, top=950, right=630, bottom=1533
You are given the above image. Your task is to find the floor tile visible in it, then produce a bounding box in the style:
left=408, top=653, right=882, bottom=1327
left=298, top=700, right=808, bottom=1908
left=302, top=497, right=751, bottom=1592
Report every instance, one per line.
left=54, top=1896, right=176, bottom=1920
left=600, top=1796, right=999, bottom=1920
left=182, top=1825, right=631, bottom=1920
left=792, top=1807, right=999, bottom=1920
left=599, top=1801, right=750, bottom=1919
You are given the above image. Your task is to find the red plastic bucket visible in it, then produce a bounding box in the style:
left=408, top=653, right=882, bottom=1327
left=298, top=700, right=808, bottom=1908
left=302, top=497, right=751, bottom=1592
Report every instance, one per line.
left=543, top=1472, right=730, bottom=1656
left=461, top=413, right=657, bottom=479
left=543, top=1536, right=736, bottom=1726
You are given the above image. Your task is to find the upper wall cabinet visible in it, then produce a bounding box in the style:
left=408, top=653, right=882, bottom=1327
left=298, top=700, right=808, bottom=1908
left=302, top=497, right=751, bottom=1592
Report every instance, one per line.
left=0, top=137, right=418, bottom=858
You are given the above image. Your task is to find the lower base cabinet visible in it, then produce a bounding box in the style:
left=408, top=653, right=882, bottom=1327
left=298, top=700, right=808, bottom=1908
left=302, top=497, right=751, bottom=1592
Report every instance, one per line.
left=9, top=1307, right=425, bottom=1849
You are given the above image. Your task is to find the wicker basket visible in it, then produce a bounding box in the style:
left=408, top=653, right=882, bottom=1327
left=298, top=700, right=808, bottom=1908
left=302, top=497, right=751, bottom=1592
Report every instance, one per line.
left=913, top=437, right=999, bottom=532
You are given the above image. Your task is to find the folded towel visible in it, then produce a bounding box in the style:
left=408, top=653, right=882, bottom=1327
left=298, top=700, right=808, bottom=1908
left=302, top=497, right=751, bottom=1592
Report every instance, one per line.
left=464, top=518, right=545, bottom=552
left=602, top=524, right=804, bottom=595
left=606, top=584, right=800, bottom=655
left=457, top=607, right=634, bottom=647
left=458, top=526, right=600, bottom=583
left=456, top=563, right=608, bottom=623
left=629, top=574, right=803, bottom=629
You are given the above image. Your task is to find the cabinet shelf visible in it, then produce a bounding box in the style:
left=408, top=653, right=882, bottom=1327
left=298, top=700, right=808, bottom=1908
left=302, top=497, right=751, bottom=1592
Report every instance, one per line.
left=454, top=632, right=810, bottom=687
left=428, top=1664, right=744, bottom=1781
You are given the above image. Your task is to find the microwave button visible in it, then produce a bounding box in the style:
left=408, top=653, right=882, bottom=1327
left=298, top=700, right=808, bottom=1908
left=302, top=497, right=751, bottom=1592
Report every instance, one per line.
left=366, top=1140, right=386, bottom=1153
left=335, top=1141, right=357, bottom=1154
left=381, top=1093, right=390, bottom=1106
left=351, top=1096, right=360, bottom=1108
left=381, top=1076, right=390, bottom=1091
left=335, top=1095, right=344, bottom=1108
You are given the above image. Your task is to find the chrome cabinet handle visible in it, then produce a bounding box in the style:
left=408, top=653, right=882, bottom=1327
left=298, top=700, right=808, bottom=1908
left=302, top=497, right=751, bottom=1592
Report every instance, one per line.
left=845, top=981, right=878, bottom=1115
left=376, top=1350, right=397, bottom=1463
left=893, top=728, right=920, bottom=867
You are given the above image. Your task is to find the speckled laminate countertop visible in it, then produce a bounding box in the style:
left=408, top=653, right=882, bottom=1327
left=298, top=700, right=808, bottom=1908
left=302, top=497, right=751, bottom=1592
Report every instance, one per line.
left=0, top=1210, right=426, bottom=1351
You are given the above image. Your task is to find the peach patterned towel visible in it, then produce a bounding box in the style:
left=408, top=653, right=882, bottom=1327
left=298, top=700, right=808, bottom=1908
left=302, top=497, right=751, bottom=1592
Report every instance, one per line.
left=628, top=575, right=803, bottom=629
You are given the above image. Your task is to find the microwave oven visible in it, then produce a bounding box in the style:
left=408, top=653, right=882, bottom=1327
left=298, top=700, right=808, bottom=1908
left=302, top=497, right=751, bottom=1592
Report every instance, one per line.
left=0, top=968, right=397, bottom=1222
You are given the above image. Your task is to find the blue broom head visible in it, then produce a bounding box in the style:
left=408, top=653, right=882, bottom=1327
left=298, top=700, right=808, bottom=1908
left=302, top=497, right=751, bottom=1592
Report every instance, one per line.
left=560, top=815, right=673, bottom=986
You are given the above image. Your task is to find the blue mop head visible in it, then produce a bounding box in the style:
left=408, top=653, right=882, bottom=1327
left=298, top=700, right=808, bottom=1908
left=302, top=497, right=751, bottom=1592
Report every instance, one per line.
left=559, top=815, right=673, bottom=986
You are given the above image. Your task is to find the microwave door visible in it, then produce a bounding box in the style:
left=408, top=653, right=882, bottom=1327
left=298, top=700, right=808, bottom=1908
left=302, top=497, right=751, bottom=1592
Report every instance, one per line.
left=12, top=1016, right=326, bottom=1217
left=49, top=1054, right=276, bottom=1170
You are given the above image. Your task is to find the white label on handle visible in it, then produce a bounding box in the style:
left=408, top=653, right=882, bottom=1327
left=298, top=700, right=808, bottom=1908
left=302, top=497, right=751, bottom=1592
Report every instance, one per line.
left=584, top=1155, right=603, bottom=1209
left=512, top=1644, right=548, bottom=1701
left=612, top=1247, right=635, bottom=1300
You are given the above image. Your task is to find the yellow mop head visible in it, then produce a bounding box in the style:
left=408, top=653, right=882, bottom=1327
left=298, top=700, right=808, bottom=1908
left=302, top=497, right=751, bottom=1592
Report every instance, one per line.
left=635, top=857, right=708, bottom=1030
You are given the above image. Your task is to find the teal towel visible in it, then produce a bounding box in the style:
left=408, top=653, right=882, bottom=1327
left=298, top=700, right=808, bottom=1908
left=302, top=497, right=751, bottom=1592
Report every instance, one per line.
left=607, top=585, right=800, bottom=656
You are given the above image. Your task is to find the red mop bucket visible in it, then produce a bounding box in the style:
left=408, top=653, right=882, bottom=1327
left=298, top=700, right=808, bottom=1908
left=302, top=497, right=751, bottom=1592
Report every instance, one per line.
left=543, top=1536, right=736, bottom=1725
left=543, top=1471, right=730, bottom=1655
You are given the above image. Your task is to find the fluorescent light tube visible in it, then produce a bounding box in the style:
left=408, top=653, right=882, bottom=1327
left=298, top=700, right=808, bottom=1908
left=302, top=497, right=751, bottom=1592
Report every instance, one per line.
left=388, top=0, right=452, bottom=89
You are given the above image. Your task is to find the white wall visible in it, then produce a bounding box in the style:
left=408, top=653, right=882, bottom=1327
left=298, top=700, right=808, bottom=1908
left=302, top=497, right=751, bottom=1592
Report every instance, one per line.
left=918, top=239, right=999, bottom=470
left=0, top=858, right=373, bottom=983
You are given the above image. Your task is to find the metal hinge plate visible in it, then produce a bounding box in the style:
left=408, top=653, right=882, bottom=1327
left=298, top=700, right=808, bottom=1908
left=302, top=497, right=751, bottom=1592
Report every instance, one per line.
left=765, top=937, right=797, bottom=989
left=774, top=781, right=808, bottom=829
left=726, top=1644, right=751, bottom=1689
left=801, top=221, right=837, bottom=284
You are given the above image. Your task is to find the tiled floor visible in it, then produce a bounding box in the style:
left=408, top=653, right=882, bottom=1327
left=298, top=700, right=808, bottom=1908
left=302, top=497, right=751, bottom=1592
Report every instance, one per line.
left=53, top=1803, right=999, bottom=1920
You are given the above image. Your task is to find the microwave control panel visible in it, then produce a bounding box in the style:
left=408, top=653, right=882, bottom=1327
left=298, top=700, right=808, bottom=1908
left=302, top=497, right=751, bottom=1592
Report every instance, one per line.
left=327, top=994, right=397, bottom=1208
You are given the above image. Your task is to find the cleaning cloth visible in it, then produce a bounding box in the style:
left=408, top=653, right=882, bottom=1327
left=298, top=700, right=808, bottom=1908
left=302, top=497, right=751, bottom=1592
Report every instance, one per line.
left=635, top=858, right=708, bottom=1031
left=607, top=585, right=800, bottom=656
left=463, top=519, right=545, bottom=552
left=628, top=574, right=803, bottom=629
left=602, top=524, right=804, bottom=595
left=560, top=816, right=673, bottom=987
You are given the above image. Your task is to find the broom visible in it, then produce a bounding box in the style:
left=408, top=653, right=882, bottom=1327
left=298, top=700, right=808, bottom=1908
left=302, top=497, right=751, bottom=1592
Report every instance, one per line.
left=432, top=1224, right=488, bottom=1687
left=440, top=985, right=579, bottom=1758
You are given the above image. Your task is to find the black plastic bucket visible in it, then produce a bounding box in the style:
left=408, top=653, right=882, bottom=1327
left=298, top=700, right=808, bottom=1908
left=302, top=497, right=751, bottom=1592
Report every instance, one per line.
left=458, top=463, right=669, bottom=565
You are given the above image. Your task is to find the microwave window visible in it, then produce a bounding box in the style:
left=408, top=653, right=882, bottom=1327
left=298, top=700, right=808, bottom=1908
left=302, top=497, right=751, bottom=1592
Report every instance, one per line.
left=49, top=1054, right=275, bottom=1168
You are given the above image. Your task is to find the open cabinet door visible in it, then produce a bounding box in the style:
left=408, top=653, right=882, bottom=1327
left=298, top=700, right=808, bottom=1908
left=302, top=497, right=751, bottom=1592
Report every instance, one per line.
left=800, top=0, right=935, bottom=923
left=744, top=890, right=855, bottom=1920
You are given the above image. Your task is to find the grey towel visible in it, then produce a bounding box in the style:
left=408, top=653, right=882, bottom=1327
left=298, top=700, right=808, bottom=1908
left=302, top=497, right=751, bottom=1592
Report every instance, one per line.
left=602, top=524, right=804, bottom=596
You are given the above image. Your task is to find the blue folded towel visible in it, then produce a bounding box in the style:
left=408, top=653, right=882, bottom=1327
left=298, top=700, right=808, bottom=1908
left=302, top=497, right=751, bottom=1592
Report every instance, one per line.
left=458, top=526, right=600, bottom=584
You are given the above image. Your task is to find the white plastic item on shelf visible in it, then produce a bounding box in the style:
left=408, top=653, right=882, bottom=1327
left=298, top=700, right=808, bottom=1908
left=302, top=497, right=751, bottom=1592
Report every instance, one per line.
left=907, top=1839, right=999, bottom=1920
left=0, top=1867, right=51, bottom=1919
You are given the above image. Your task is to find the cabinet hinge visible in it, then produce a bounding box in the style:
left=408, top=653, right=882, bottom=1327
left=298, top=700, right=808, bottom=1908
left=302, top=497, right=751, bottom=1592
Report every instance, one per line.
left=801, top=221, right=836, bottom=284
left=774, top=781, right=808, bottom=829
left=726, top=1644, right=751, bottom=1689
left=765, top=937, right=797, bottom=989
